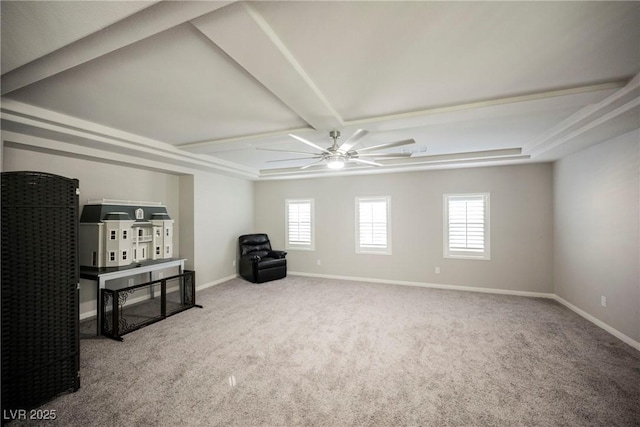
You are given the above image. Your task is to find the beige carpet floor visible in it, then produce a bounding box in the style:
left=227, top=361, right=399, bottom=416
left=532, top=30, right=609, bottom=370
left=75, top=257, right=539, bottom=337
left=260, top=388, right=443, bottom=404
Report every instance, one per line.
left=15, top=276, right=640, bottom=426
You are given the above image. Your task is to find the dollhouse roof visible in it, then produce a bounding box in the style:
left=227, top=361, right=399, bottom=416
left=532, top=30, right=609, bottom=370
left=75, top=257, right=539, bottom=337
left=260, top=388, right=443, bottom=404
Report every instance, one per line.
left=151, top=213, right=170, bottom=219
left=103, top=212, right=132, bottom=221
left=80, top=203, right=172, bottom=223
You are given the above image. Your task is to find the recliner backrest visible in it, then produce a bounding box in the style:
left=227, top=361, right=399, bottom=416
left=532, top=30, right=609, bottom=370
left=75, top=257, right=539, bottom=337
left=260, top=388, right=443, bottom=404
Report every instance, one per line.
left=239, top=234, right=273, bottom=256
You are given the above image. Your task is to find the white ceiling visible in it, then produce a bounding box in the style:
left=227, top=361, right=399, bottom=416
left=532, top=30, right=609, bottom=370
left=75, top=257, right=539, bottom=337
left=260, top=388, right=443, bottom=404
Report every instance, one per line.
left=1, top=1, right=639, bottom=179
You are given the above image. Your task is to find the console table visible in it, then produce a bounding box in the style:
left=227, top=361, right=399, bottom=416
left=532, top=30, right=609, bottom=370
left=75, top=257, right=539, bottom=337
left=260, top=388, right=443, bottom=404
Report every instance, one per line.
left=80, top=258, right=186, bottom=336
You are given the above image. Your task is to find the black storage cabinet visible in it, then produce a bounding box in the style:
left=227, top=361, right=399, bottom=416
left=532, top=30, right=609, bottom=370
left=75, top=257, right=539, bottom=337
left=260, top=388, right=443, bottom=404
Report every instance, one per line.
left=1, top=171, right=80, bottom=413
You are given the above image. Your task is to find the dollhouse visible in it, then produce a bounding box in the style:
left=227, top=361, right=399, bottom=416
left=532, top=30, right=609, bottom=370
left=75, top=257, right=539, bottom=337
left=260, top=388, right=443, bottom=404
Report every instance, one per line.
left=79, top=199, right=174, bottom=268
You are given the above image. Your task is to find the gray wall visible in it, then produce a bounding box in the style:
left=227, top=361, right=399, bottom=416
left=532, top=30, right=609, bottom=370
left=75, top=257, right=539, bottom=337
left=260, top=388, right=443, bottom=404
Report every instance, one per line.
left=255, top=163, right=554, bottom=293
left=554, top=130, right=640, bottom=342
left=193, top=171, right=254, bottom=286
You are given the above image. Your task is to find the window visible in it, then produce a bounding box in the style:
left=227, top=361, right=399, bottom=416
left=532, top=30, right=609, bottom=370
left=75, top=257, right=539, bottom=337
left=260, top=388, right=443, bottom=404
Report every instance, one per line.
left=122, top=230, right=128, bottom=240
left=110, top=230, right=116, bottom=240
left=285, top=199, right=314, bottom=250
left=166, top=246, right=170, bottom=254
left=444, top=193, right=490, bottom=260
left=122, top=251, right=127, bottom=261
left=356, top=196, right=391, bottom=255
left=166, top=228, right=170, bottom=237
left=156, top=246, right=160, bottom=255
left=109, top=252, right=116, bottom=261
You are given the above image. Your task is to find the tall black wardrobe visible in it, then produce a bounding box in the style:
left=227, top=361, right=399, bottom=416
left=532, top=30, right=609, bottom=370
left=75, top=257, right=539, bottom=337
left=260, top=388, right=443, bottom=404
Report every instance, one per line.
left=1, top=171, right=80, bottom=412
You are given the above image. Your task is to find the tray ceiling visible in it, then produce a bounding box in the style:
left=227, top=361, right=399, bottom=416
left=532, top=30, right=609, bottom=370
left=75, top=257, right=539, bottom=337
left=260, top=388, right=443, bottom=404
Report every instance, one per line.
left=1, top=1, right=639, bottom=179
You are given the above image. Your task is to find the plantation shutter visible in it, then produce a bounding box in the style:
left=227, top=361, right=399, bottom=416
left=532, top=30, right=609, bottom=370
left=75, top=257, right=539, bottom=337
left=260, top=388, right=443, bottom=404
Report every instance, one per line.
left=358, top=198, right=388, bottom=250
left=286, top=199, right=313, bottom=248
left=448, top=195, right=485, bottom=252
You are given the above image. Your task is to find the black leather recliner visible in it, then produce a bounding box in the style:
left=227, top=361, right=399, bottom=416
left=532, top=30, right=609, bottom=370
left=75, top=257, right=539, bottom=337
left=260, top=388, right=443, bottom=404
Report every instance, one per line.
left=238, top=234, right=287, bottom=283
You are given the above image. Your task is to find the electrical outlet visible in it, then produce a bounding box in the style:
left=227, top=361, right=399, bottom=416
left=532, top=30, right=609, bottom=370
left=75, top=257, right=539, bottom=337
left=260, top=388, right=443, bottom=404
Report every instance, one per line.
left=317, top=259, right=321, bottom=266
left=601, top=296, right=607, bottom=307
left=435, top=267, right=441, bottom=274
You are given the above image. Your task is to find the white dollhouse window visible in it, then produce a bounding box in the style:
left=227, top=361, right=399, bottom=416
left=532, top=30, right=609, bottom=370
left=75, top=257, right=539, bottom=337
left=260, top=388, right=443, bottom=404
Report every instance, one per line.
left=135, top=208, right=144, bottom=220
left=156, top=229, right=161, bottom=237
left=166, top=246, right=170, bottom=254
left=122, top=230, right=128, bottom=240
left=110, top=230, right=116, bottom=240
left=156, top=246, right=160, bottom=255
left=138, top=229, right=143, bottom=237
left=122, top=251, right=127, bottom=261
left=109, top=252, right=116, bottom=261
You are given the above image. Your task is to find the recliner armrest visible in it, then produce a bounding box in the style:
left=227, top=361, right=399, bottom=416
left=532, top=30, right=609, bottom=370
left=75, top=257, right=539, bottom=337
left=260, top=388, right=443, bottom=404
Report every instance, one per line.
left=243, top=254, right=261, bottom=262
left=269, top=250, right=287, bottom=259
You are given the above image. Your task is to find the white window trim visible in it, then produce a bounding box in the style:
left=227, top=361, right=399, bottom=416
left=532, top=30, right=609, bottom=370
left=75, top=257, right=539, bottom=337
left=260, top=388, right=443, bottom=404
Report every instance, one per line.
left=443, top=193, right=491, bottom=260
left=285, top=198, right=315, bottom=251
left=355, top=196, right=392, bottom=255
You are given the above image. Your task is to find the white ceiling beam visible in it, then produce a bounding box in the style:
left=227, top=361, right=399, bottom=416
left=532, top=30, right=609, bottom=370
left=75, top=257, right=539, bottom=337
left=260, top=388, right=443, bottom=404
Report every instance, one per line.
left=260, top=148, right=524, bottom=174
left=381, top=148, right=524, bottom=166
left=3, top=134, right=195, bottom=177
left=524, top=73, right=640, bottom=158
left=1, top=1, right=234, bottom=95
left=191, top=2, right=343, bottom=131
left=177, top=81, right=624, bottom=153
left=345, top=81, right=627, bottom=133
left=259, top=153, right=531, bottom=179
left=1, top=99, right=258, bottom=179
left=177, top=127, right=313, bottom=154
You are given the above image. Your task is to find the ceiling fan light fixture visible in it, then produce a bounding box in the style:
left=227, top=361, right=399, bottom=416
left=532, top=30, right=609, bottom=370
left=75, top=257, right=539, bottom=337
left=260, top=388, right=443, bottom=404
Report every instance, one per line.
left=280, top=130, right=416, bottom=172
left=327, top=154, right=346, bottom=170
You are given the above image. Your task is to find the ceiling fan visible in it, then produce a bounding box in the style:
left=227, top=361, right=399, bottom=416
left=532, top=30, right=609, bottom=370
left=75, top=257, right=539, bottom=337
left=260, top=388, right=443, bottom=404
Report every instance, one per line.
left=259, top=130, right=416, bottom=170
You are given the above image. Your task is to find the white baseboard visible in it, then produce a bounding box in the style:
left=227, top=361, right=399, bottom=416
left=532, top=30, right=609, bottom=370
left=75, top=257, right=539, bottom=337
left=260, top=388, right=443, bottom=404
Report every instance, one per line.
left=196, top=274, right=238, bottom=291
left=289, top=271, right=555, bottom=299
left=80, top=309, right=97, bottom=321
left=553, top=295, right=640, bottom=351
left=289, top=271, right=640, bottom=352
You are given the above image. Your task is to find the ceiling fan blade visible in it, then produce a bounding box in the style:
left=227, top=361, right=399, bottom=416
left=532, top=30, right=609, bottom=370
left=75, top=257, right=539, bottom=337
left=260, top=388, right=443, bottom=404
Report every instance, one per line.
left=266, top=156, right=322, bottom=163
left=300, top=159, right=326, bottom=170
left=289, top=134, right=332, bottom=154
left=350, top=158, right=384, bottom=167
left=256, top=148, right=319, bottom=156
left=338, top=129, right=369, bottom=153
left=357, top=152, right=412, bottom=158
left=357, top=138, right=416, bottom=153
